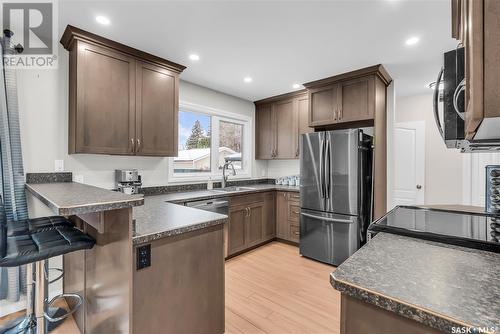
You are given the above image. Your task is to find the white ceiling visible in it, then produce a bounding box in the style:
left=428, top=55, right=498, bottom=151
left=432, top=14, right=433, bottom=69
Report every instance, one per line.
left=59, top=0, right=458, bottom=102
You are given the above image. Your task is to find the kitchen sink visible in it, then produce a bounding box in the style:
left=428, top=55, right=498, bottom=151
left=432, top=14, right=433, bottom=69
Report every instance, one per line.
left=212, top=186, right=256, bottom=192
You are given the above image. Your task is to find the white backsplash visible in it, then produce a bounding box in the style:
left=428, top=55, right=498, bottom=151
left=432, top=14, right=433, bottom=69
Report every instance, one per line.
left=267, top=160, right=299, bottom=178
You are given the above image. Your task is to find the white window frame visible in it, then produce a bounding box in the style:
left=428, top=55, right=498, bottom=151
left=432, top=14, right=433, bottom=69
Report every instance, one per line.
left=168, top=101, right=252, bottom=183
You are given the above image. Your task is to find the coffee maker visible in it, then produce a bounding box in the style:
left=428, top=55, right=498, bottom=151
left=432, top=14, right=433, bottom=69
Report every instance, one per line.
left=115, top=169, right=142, bottom=194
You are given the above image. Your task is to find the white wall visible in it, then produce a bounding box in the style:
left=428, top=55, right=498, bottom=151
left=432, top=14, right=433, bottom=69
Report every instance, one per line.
left=18, top=45, right=267, bottom=190
left=395, top=93, right=463, bottom=204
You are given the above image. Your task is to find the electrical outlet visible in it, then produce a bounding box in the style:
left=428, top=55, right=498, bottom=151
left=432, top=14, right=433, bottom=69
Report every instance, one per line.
left=54, top=160, right=64, bottom=172
left=136, top=244, right=151, bottom=270
left=74, top=175, right=84, bottom=183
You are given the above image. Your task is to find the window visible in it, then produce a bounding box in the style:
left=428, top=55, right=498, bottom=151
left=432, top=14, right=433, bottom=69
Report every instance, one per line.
left=219, top=121, right=243, bottom=170
left=174, top=111, right=211, bottom=173
left=170, top=102, right=251, bottom=180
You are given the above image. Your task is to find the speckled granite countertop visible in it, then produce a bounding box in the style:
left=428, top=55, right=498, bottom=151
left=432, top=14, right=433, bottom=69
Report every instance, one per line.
left=132, top=197, right=227, bottom=245
left=26, top=182, right=144, bottom=215
left=131, top=184, right=297, bottom=244
left=154, top=184, right=299, bottom=203
left=331, top=233, right=500, bottom=333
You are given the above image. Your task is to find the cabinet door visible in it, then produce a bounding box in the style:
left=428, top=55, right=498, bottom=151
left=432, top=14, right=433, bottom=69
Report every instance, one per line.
left=228, top=206, right=247, bottom=255
left=136, top=61, right=178, bottom=156
left=246, top=203, right=264, bottom=247
left=276, top=192, right=289, bottom=240
left=297, top=95, right=312, bottom=158
left=337, top=76, right=375, bottom=123
left=255, top=104, right=275, bottom=159
left=463, top=0, right=484, bottom=139
left=262, top=192, right=276, bottom=241
left=274, top=99, right=298, bottom=159
left=308, top=84, right=338, bottom=127
left=75, top=41, right=135, bottom=154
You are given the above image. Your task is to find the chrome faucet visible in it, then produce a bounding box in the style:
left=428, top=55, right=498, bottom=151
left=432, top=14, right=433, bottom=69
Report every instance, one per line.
left=222, top=161, right=236, bottom=188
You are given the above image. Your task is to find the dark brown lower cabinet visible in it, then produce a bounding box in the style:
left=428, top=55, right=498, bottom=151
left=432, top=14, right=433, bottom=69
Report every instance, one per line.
left=227, top=191, right=299, bottom=257
left=276, top=191, right=300, bottom=244
left=340, top=294, right=442, bottom=334
left=228, top=206, right=248, bottom=255
left=262, top=192, right=276, bottom=241
left=276, top=192, right=289, bottom=240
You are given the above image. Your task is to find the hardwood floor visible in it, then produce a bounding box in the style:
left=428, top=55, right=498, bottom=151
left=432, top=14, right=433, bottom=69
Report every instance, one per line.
left=225, top=241, right=340, bottom=334
left=0, top=299, right=80, bottom=334
left=0, top=242, right=340, bottom=334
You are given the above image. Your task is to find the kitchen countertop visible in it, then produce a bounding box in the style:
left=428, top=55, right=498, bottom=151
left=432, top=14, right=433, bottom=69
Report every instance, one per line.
left=331, top=232, right=500, bottom=333
left=132, top=197, right=228, bottom=245
left=131, top=184, right=298, bottom=244
left=26, top=182, right=144, bottom=215
left=153, top=184, right=299, bottom=203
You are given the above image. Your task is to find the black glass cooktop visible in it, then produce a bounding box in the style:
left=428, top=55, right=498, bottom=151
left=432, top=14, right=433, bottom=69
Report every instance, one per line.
left=368, top=206, right=500, bottom=253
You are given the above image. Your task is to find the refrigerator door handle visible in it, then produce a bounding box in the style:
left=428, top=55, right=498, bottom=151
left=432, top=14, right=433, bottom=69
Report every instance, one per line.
left=325, top=138, right=331, bottom=199
left=300, top=212, right=354, bottom=224
left=319, top=137, right=325, bottom=198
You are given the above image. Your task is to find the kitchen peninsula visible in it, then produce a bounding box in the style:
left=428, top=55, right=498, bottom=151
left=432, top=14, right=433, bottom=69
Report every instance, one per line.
left=331, top=232, right=500, bottom=334
left=25, top=179, right=227, bottom=334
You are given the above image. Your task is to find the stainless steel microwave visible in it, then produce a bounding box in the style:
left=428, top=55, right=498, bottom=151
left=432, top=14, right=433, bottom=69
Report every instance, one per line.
left=433, top=47, right=500, bottom=152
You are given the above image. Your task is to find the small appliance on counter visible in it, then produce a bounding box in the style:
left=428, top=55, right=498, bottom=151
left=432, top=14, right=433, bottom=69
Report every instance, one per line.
left=486, top=165, right=500, bottom=214
left=115, top=169, right=142, bottom=194
left=369, top=206, right=499, bottom=253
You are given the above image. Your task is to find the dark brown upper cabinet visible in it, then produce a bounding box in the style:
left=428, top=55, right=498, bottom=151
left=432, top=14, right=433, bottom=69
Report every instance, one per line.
left=452, top=0, right=500, bottom=140
left=304, top=65, right=391, bottom=128
left=61, top=25, right=186, bottom=156
left=254, top=91, right=310, bottom=160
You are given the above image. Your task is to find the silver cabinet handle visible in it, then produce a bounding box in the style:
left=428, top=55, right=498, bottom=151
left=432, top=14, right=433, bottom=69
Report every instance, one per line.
left=339, top=108, right=342, bottom=120
left=131, top=138, right=135, bottom=152
left=136, top=138, right=141, bottom=151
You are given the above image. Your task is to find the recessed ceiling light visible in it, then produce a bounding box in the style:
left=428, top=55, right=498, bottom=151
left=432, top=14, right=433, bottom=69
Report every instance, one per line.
left=405, top=36, right=420, bottom=46
left=189, top=54, right=200, bottom=61
left=96, top=16, right=111, bottom=25
left=243, top=77, right=253, bottom=83
left=292, top=83, right=301, bottom=89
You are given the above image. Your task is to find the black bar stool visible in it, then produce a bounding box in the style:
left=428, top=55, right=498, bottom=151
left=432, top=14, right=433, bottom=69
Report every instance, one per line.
left=0, top=213, right=95, bottom=333
left=0, top=202, right=74, bottom=334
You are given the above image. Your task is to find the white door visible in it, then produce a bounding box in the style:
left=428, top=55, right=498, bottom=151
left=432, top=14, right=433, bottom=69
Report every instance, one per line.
left=393, top=121, right=425, bottom=207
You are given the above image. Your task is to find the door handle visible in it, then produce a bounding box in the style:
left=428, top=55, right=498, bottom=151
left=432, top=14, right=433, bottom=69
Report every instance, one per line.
left=325, top=138, right=331, bottom=199
left=131, top=138, right=135, bottom=152
left=300, top=212, right=354, bottom=224
left=319, top=137, right=325, bottom=198
left=416, top=185, right=422, bottom=189
left=136, top=138, right=141, bottom=151
left=432, top=67, right=445, bottom=139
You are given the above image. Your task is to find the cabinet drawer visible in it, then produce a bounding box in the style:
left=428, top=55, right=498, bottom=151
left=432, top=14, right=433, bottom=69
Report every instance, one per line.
left=288, top=203, right=300, bottom=223
left=290, top=225, right=300, bottom=243
left=288, top=192, right=300, bottom=202
left=230, top=193, right=265, bottom=207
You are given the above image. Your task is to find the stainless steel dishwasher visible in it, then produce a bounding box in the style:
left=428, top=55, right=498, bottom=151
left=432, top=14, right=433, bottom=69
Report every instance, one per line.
left=184, top=198, right=229, bottom=215
left=184, top=198, right=229, bottom=257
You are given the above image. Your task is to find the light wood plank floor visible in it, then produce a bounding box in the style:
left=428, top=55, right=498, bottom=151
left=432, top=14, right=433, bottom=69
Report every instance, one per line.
left=1, top=242, right=340, bottom=334
left=225, top=242, right=340, bottom=334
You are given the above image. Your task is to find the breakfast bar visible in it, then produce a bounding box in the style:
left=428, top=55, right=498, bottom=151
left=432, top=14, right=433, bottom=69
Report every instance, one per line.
left=26, top=181, right=227, bottom=334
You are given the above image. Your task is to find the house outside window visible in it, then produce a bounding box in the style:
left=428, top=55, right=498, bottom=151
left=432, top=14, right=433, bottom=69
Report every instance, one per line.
left=170, top=102, right=251, bottom=181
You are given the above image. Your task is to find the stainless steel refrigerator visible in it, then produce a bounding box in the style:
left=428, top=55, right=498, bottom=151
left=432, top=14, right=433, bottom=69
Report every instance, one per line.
left=299, top=129, right=373, bottom=266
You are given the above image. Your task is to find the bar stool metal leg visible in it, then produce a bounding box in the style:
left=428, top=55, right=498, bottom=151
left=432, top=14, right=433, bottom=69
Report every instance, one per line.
left=0, top=263, right=36, bottom=334
left=34, top=260, right=48, bottom=334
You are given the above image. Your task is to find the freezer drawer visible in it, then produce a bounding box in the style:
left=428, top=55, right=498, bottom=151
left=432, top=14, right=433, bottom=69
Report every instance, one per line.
left=299, top=209, right=358, bottom=266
